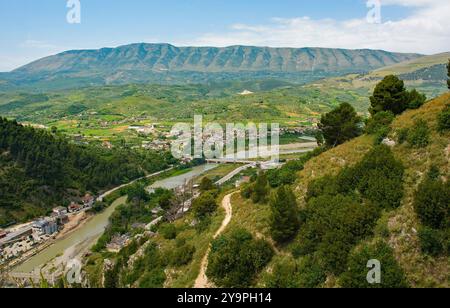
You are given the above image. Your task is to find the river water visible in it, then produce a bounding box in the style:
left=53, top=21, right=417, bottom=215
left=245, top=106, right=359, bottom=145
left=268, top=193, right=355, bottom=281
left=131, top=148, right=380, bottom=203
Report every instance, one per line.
left=13, top=164, right=217, bottom=273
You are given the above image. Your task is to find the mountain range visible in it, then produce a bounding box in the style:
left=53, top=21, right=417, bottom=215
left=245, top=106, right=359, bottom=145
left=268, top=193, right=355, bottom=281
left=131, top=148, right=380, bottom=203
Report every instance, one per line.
left=0, top=43, right=422, bottom=90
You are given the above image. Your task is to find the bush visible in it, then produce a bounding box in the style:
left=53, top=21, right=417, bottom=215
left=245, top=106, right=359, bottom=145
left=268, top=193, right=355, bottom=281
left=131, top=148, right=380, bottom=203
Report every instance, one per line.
left=306, top=175, right=338, bottom=201
left=268, top=160, right=305, bottom=187
left=397, top=128, right=409, bottom=144
left=414, top=177, right=449, bottom=229
left=438, top=104, right=450, bottom=132
left=264, top=256, right=326, bottom=288
left=207, top=229, right=274, bottom=287
left=340, top=241, right=409, bottom=288
left=199, top=177, right=214, bottom=192
left=365, top=111, right=395, bottom=134
left=159, top=223, right=177, bottom=240
left=169, top=244, right=196, bottom=266
left=407, top=119, right=430, bottom=148
left=407, top=89, right=426, bottom=109
left=192, top=191, right=218, bottom=220
left=138, top=269, right=166, bottom=288
left=353, top=146, right=405, bottom=209
left=418, top=227, right=445, bottom=257
left=296, top=194, right=380, bottom=274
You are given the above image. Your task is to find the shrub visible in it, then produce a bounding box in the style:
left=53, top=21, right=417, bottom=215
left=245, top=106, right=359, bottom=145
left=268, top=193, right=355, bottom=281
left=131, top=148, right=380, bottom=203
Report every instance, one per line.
left=138, top=269, right=166, bottom=288
left=192, top=191, right=218, bottom=220
left=397, top=128, right=409, bottom=144
left=207, top=229, right=274, bottom=287
left=240, top=183, right=253, bottom=199
left=418, top=227, right=445, bottom=257
left=199, top=177, right=214, bottom=192
left=159, top=223, right=177, bottom=240
left=354, top=146, right=405, bottom=209
left=169, top=244, right=196, bottom=266
left=265, top=256, right=326, bottom=288
left=365, top=111, right=395, bottom=134
left=340, top=241, right=409, bottom=288
left=296, top=194, right=380, bottom=275
left=437, top=104, right=450, bottom=132
left=374, top=126, right=391, bottom=145
left=414, top=178, right=449, bottom=229
left=407, top=119, right=430, bottom=148
left=407, top=89, right=426, bottom=109
left=306, top=175, right=338, bottom=201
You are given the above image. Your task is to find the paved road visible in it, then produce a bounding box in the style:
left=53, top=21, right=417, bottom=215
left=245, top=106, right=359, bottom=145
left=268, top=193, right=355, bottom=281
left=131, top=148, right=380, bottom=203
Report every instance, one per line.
left=97, top=167, right=174, bottom=202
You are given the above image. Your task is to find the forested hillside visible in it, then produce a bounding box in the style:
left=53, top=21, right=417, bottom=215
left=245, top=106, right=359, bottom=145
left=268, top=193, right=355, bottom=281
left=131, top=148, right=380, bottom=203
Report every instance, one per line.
left=0, top=118, right=173, bottom=226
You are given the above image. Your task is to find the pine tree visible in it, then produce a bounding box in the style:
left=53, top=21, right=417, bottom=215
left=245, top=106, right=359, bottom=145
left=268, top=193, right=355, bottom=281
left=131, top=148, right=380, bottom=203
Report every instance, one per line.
left=318, top=103, right=362, bottom=147
left=370, top=75, right=409, bottom=115
left=270, top=185, right=300, bottom=243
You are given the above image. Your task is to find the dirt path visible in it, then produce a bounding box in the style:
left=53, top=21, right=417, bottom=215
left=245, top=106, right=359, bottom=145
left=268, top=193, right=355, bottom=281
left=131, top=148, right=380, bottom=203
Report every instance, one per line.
left=194, top=192, right=235, bottom=288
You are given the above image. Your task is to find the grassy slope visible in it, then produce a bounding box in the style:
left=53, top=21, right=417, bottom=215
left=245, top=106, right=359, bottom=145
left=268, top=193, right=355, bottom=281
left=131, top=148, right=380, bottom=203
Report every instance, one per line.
left=225, top=93, right=449, bottom=288
left=292, top=93, right=449, bottom=287
left=308, top=53, right=449, bottom=102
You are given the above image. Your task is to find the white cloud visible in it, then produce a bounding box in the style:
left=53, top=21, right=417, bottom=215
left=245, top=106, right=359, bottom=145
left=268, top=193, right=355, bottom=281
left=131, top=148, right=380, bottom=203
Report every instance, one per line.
left=183, top=0, right=450, bottom=55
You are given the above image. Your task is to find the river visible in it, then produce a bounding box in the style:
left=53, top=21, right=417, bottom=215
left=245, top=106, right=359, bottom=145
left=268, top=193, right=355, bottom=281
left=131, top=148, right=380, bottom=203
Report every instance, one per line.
left=12, top=164, right=217, bottom=274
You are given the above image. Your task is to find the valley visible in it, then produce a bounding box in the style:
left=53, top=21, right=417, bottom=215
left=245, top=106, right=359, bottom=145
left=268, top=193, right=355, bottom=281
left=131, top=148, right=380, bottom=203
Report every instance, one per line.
left=0, top=42, right=449, bottom=290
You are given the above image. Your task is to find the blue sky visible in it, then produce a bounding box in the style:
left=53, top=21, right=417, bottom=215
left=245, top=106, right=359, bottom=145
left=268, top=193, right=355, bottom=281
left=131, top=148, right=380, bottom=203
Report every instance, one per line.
left=0, top=0, right=449, bottom=71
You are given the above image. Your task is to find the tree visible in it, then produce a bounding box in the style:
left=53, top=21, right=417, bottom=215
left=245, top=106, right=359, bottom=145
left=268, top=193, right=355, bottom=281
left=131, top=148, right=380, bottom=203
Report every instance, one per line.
left=340, top=241, right=409, bottom=288
left=192, top=191, right=217, bottom=219
left=251, top=172, right=269, bottom=204
left=270, top=186, right=300, bottom=243
left=370, top=75, right=409, bottom=115
left=199, top=177, right=214, bottom=192
left=126, top=182, right=149, bottom=203
left=318, top=103, right=362, bottom=147
left=207, top=229, right=274, bottom=287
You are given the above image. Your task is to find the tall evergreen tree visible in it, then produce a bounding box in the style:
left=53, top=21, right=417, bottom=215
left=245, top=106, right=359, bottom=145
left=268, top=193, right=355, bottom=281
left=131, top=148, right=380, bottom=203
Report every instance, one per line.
left=270, top=186, right=300, bottom=243
left=318, top=103, right=362, bottom=147
left=370, top=75, right=409, bottom=115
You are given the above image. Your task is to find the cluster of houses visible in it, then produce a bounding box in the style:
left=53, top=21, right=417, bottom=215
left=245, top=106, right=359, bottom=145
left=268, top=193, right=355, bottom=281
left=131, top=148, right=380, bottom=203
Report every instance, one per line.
left=129, top=124, right=155, bottom=136
left=0, top=194, right=95, bottom=264
left=142, top=139, right=171, bottom=151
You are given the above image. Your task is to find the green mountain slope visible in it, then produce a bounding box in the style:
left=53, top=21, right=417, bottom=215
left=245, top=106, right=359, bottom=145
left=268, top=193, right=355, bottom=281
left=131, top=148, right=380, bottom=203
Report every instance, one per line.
left=0, top=44, right=422, bottom=90
left=310, top=52, right=450, bottom=99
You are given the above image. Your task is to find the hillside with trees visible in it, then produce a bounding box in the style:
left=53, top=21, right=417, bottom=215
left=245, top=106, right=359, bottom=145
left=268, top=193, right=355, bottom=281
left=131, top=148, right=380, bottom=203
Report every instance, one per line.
left=0, top=118, right=173, bottom=226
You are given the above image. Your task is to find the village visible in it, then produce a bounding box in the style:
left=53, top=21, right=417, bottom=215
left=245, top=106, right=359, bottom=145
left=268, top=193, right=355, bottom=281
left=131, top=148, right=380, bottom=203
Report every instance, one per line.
left=0, top=194, right=95, bottom=266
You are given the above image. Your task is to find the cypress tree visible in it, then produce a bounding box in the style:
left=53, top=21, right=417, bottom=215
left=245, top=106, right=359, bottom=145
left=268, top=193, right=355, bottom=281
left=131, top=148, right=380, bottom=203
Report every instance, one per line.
left=270, top=185, right=300, bottom=243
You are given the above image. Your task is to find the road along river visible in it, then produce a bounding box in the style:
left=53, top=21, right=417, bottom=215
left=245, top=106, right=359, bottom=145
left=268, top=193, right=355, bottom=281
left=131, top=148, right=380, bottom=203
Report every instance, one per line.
left=12, top=164, right=217, bottom=274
